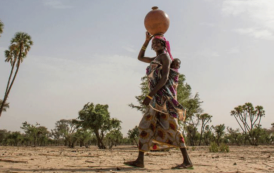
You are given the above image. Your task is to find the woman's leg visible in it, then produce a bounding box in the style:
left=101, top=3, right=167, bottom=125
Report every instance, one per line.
left=171, top=148, right=193, bottom=169
left=124, top=109, right=157, bottom=168
left=124, top=151, right=144, bottom=168
left=180, top=148, right=193, bottom=166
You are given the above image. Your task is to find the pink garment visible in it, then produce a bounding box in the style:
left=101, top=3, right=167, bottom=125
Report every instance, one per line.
left=152, top=36, right=173, bottom=60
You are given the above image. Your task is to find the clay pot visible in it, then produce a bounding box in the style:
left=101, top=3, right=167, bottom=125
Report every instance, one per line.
left=144, top=6, right=170, bottom=36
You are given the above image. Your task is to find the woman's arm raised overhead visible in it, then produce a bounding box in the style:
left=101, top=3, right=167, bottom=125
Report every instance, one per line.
left=138, top=32, right=155, bottom=63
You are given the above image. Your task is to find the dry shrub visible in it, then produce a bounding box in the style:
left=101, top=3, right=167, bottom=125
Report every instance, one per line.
left=209, top=142, right=219, bottom=152
left=219, top=143, right=229, bottom=152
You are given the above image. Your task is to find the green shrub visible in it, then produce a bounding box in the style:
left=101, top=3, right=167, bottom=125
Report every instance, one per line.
left=209, top=142, right=219, bottom=152
left=219, top=143, right=229, bottom=152
left=191, top=146, right=196, bottom=151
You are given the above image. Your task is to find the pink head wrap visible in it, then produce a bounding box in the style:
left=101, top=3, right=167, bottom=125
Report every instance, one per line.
left=152, top=36, right=173, bottom=60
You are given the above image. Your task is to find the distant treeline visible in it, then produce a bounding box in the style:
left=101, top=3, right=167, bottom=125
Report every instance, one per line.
left=0, top=101, right=273, bottom=148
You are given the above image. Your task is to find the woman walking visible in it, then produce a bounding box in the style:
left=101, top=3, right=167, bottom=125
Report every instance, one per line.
left=124, top=32, right=193, bottom=169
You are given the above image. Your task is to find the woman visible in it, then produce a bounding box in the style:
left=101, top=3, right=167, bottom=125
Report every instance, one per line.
left=124, top=32, right=193, bottom=169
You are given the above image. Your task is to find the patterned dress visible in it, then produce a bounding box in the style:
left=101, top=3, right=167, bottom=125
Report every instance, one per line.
left=138, top=56, right=187, bottom=152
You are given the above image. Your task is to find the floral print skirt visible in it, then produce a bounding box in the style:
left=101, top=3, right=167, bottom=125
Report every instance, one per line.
left=138, top=106, right=186, bottom=152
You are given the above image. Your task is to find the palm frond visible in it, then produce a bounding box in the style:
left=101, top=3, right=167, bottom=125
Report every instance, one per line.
left=10, top=32, right=33, bottom=62
left=0, top=99, right=9, bottom=112
left=0, top=20, right=4, bottom=35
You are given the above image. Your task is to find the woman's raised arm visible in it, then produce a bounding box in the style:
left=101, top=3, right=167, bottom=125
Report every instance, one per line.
left=138, top=32, right=155, bottom=63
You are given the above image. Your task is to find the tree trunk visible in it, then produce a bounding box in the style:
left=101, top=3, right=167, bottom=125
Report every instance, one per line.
left=0, top=58, right=16, bottom=115
left=0, top=48, right=22, bottom=117
left=109, top=142, right=114, bottom=149
left=191, top=130, right=196, bottom=146
left=199, top=131, right=203, bottom=146
left=199, top=122, right=204, bottom=146
left=95, top=131, right=106, bottom=149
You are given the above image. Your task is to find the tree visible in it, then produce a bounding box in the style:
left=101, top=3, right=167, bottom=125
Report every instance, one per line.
left=267, top=123, right=274, bottom=144
left=0, top=20, right=3, bottom=37
left=0, top=129, right=8, bottom=145
left=0, top=100, right=9, bottom=112
left=231, top=103, right=265, bottom=145
left=175, top=75, right=204, bottom=145
left=4, top=131, right=22, bottom=146
left=36, top=126, right=50, bottom=146
left=175, top=74, right=203, bottom=123
left=129, top=76, right=149, bottom=113
left=198, top=113, right=212, bottom=145
left=20, top=122, right=49, bottom=146
left=21, top=122, right=39, bottom=146
left=213, top=124, right=225, bottom=146
left=0, top=32, right=33, bottom=117
left=183, top=100, right=204, bottom=146
left=248, top=125, right=271, bottom=145
left=105, top=129, right=123, bottom=149
left=127, top=126, right=139, bottom=147
left=227, top=127, right=244, bottom=146
left=185, top=124, right=199, bottom=146
left=74, top=129, right=92, bottom=147
left=73, top=102, right=121, bottom=149
left=121, top=137, right=132, bottom=145
left=203, top=125, right=214, bottom=145
left=51, top=119, right=78, bottom=147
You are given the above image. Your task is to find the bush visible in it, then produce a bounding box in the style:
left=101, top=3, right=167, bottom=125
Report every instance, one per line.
left=209, top=142, right=219, bottom=152
left=219, top=143, right=229, bottom=152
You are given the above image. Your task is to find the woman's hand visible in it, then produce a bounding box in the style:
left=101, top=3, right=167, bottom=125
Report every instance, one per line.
left=146, top=31, right=153, bottom=41
left=142, top=96, right=152, bottom=106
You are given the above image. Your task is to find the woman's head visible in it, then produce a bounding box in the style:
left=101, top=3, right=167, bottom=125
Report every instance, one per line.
left=152, top=37, right=166, bottom=51
left=151, top=36, right=173, bottom=60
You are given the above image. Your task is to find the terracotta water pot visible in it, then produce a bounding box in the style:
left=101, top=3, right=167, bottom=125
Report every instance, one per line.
left=144, top=6, right=170, bottom=36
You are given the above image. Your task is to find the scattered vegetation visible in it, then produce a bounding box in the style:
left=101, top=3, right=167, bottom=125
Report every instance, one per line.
left=209, top=142, right=219, bottom=152
left=209, top=142, right=229, bottom=153
left=127, top=126, right=139, bottom=147
left=219, top=143, right=229, bottom=152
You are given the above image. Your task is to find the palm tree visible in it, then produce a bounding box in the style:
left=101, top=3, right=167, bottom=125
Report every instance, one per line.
left=0, top=32, right=33, bottom=117
left=3, top=45, right=19, bottom=104
left=0, top=99, right=9, bottom=112
left=0, top=20, right=3, bottom=37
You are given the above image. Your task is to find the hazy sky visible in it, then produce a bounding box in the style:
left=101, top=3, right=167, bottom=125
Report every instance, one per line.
left=0, top=0, right=273, bottom=135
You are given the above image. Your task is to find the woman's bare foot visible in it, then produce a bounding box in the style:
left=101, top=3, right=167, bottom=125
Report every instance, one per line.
left=171, top=163, right=193, bottom=169
left=124, top=160, right=144, bottom=168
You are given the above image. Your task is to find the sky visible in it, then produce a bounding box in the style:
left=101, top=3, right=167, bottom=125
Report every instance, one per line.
left=0, top=0, right=273, bottom=136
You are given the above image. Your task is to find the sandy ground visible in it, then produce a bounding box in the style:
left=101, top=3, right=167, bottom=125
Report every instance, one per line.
left=0, top=145, right=273, bottom=173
